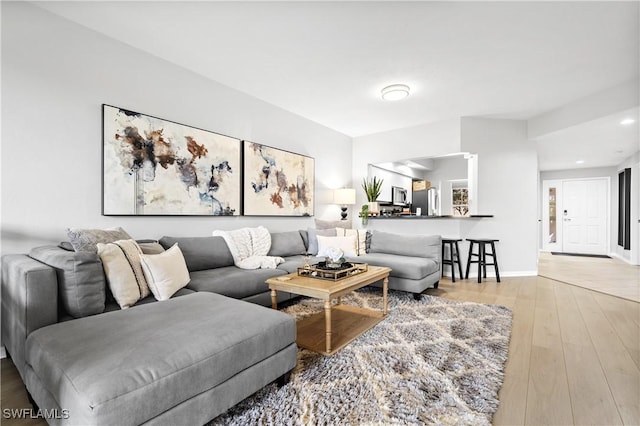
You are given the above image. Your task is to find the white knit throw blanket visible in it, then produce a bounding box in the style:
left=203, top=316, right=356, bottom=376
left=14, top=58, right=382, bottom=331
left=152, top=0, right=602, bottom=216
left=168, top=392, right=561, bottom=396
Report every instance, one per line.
left=212, top=226, right=284, bottom=270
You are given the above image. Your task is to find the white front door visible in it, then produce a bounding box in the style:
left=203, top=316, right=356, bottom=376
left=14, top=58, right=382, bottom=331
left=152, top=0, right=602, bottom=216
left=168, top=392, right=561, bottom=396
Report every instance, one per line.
left=562, top=178, right=608, bottom=255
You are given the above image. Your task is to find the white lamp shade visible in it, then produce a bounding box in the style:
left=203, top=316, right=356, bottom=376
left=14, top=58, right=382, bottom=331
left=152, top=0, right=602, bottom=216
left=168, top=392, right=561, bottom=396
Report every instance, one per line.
left=333, top=188, right=356, bottom=205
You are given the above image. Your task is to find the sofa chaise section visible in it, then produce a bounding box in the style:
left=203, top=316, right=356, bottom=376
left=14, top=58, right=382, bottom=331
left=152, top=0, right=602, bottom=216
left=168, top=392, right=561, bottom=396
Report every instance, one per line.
left=24, top=292, right=297, bottom=425
left=349, top=230, right=441, bottom=297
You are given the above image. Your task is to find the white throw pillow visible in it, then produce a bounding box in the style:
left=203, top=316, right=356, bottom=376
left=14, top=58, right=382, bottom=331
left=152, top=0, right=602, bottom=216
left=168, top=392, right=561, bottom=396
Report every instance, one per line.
left=336, top=227, right=367, bottom=256
left=140, top=243, right=190, bottom=301
left=97, top=239, right=150, bottom=309
left=316, top=235, right=358, bottom=258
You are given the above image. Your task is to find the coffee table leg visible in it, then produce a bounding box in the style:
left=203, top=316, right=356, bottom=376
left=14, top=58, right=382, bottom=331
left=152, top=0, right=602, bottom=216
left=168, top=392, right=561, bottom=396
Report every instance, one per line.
left=271, top=289, right=277, bottom=310
left=383, top=276, right=389, bottom=316
left=324, top=300, right=332, bottom=353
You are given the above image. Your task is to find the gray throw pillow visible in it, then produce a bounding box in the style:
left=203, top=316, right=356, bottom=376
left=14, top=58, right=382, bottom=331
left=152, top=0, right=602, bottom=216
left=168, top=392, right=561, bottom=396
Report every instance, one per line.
left=66, top=227, right=132, bottom=254
left=158, top=236, right=234, bottom=271
left=268, top=231, right=307, bottom=257
left=307, top=228, right=337, bottom=255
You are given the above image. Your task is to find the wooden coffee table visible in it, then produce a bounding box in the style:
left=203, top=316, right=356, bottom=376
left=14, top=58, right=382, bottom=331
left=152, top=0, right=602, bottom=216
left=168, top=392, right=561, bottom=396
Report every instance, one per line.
left=266, top=265, right=391, bottom=355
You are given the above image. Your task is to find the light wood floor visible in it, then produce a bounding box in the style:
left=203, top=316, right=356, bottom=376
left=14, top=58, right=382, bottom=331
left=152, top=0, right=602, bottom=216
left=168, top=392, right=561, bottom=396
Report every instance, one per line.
left=2, top=269, right=639, bottom=425
left=538, top=251, right=640, bottom=303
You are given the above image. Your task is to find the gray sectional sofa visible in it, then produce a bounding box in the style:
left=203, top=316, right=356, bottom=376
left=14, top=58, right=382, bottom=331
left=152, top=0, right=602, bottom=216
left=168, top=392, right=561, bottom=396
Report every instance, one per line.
left=1, top=228, right=441, bottom=425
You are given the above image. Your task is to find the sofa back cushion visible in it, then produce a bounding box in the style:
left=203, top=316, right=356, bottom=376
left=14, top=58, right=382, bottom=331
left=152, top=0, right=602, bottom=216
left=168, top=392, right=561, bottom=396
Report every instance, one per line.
left=268, top=231, right=306, bottom=257
left=158, top=236, right=234, bottom=271
left=369, top=230, right=441, bottom=259
left=29, top=246, right=106, bottom=318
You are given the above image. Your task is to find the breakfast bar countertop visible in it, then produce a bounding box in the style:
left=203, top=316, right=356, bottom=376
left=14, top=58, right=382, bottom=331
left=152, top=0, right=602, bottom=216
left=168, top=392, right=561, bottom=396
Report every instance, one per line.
left=368, top=214, right=494, bottom=219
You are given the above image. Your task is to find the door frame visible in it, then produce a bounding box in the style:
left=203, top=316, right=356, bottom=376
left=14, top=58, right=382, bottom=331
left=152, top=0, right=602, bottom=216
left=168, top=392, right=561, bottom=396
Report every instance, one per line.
left=541, top=179, right=563, bottom=252
left=541, top=176, right=610, bottom=254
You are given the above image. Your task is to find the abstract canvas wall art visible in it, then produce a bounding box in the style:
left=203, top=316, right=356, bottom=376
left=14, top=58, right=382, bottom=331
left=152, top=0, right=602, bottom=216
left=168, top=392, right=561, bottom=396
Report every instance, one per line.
left=103, top=105, right=241, bottom=215
left=243, top=141, right=314, bottom=216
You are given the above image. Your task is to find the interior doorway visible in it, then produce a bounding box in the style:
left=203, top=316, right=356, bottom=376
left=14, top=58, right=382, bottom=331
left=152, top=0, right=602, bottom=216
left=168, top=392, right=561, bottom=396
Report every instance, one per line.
left=542, top=177, right=610, bottom=255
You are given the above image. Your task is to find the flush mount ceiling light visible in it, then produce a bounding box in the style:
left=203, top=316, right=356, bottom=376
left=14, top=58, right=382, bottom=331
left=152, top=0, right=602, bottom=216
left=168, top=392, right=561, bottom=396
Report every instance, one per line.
left=576, top=160, right=585, bottom=164
left=381, top=84, right=410, bottom=101
left=620, top=118, right=636, bottom=125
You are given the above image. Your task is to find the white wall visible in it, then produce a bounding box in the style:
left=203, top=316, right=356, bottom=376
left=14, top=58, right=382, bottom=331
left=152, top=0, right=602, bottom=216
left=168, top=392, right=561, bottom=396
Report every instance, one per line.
left=1, top=2, right=352, bottom=255
left=614, top=152, right=640, bottom=264
left=352, top=118, right=461, bottom=215
left=353, top=116, right=538, bottom=275
left=460, top=117, right=539, bottom=275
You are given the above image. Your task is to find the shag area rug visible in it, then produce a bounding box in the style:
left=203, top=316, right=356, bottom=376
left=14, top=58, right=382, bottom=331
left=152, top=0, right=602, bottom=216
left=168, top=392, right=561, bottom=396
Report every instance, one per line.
left=210, top=289, right=512, bottom=426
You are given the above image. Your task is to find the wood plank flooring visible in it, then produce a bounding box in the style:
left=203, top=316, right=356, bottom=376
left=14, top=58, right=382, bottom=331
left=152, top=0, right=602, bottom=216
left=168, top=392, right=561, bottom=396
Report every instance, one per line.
left=2, top=258, right=638, bottom=425
left=430, top=274, right=639, bottom=425
left=538, top=251, right=640, bottom=302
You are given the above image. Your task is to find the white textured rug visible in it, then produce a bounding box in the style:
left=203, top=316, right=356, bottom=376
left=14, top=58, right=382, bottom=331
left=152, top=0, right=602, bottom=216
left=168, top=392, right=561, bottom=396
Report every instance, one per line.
left=211, top=289, right=513, bottom=425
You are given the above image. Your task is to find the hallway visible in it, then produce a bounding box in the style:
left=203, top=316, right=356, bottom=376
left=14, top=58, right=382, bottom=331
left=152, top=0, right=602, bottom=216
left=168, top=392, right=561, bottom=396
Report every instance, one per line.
left=538, top=251, right=640, bottom=302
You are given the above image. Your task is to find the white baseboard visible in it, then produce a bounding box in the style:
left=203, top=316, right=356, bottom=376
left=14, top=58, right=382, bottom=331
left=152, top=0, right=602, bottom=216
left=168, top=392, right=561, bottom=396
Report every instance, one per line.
left=609, top=252, right=637, bottom=265
left=442, top=270, right=537, bottom=279
left=1, top=345, right=6, bottom=359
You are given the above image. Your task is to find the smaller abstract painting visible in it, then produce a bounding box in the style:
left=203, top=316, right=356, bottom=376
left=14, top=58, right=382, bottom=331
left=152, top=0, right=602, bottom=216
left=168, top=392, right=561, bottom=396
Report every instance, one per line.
left=103, top=105, right=241, bottom=216
left=243, top=141, right=314, bottom=216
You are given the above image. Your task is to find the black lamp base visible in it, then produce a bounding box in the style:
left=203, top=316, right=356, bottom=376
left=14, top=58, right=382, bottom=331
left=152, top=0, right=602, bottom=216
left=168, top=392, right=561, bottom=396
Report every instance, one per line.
left=340, top=206, right=348, bottom=220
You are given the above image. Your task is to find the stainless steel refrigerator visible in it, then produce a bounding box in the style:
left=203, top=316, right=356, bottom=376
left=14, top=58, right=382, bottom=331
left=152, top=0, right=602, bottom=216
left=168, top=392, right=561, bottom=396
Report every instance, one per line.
left=412, top=187, right=439, bottom=216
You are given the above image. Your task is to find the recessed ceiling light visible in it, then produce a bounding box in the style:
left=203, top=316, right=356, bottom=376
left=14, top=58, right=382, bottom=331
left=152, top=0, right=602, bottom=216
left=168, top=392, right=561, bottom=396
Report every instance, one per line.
left=381, top=84, right=410, bottom=101
left=620, top=118, right=636, bottom=125
left=576, top=160, right=585, bottom=164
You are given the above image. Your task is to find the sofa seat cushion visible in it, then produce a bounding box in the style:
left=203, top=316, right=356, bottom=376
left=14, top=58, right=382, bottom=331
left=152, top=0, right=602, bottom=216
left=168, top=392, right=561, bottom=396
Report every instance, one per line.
left=351, top=253, right=439, bottom=280
left=187, top=266, right=285, bottom=299
left=276, top=255, right=325, bottom=274
left=25, top=292, right=295, bottom=426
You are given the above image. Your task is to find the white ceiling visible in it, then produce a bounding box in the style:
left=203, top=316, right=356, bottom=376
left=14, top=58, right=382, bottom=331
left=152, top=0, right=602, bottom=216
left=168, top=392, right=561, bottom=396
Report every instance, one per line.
left=33, top=1, right=640, bottom=169
left=535, top=107, right=639, bottom=171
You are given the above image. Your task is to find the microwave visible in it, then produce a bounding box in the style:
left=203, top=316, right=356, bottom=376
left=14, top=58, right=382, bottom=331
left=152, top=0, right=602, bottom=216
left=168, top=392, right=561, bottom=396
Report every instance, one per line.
left=392, top=186, right=407, bottom=206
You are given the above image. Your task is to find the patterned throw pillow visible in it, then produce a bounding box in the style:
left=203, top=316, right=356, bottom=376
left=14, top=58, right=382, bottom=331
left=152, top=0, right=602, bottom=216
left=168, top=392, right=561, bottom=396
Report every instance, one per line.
left=97, top=239, right=151, bottom=309
left=67, top=227, right=132, bottom=254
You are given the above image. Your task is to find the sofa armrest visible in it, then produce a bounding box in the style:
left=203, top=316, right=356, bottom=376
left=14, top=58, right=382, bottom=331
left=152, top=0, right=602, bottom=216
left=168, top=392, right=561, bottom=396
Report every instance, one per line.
left=1, top=254, right=58, bottom=380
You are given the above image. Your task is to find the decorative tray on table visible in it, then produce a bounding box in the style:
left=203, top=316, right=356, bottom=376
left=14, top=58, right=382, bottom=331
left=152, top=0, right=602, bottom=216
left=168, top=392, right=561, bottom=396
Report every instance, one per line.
left=297, top=262, right=368, bottom=281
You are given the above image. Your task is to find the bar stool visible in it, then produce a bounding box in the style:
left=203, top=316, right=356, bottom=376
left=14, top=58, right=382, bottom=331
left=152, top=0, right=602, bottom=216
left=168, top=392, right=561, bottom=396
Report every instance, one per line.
left=441, top=238, right=464, bottom=282
left=465, top=239, right=501, bottom=283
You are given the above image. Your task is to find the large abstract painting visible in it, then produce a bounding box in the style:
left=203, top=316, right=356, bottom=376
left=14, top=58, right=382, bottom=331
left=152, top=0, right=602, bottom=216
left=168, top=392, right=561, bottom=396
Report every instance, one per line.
left=243, top=141, right=314, bottom=216
left=103, top=105, right=241, bottom=215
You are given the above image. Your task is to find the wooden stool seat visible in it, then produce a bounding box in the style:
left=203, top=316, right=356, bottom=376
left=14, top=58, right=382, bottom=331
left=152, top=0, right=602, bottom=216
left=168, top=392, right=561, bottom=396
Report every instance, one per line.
left=441, top=238, right=463, bottom=283
left=465, top=239, right=501, bottom=283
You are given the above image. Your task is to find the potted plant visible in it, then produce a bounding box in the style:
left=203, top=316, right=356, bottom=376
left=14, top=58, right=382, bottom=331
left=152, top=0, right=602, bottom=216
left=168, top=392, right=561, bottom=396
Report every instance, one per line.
left=362, top=176, right=383, bottom=213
